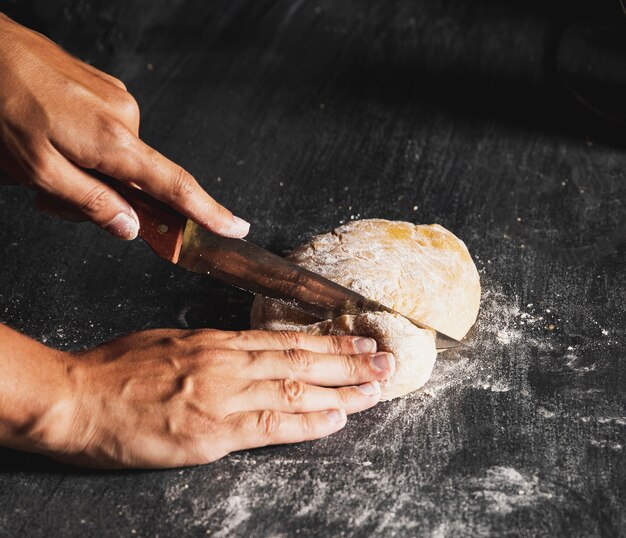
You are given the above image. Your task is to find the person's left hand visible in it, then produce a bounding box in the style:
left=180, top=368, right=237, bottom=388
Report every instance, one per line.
left=50, top=328, right=392, bottom=468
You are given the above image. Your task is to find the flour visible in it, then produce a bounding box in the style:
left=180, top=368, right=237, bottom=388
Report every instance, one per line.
left=174, top=280, right=565, bottom=536
left=213, top=496, right=251, bottom=538
left=537, top=406, right=556, bottom=419
left=155, top=268, right=623, bottom=537
left=466, top=466, right=554, bottom=515
left=409, top=284, right=530, bottom=404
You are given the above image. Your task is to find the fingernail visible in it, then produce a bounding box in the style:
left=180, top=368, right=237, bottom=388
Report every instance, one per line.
left=326, top=409, right=346, bottom=423
left=357, top=381, right=381, bottom=395
left=105, top=212, right=138, bottom=240
left=371, top=352, right=395, bottom=373
left=228, top=215, right=250, bottom=237
left=354, top=337, right=377, bottom=353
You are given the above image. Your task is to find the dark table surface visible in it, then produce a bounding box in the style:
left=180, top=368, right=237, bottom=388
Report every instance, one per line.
left=1, top=1, right=625, bottom=536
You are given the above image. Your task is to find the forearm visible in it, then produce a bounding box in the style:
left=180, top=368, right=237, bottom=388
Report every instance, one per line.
left=0, top=324, right=75, bottom=455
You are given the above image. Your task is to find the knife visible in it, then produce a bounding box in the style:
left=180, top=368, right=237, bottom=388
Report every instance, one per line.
left=118, top=184, right=463, bottom=350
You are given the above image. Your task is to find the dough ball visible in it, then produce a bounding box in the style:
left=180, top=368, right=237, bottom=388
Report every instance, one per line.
left=251, top=219, right=481, bottom=400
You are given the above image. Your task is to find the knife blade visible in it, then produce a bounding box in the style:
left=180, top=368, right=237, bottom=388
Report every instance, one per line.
left=178, top=221, right=462, bottom=350
left=117, top=184, right=463, bottom=350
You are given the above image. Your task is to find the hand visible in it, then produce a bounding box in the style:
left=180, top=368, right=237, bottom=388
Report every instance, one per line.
left=0, top=14, right=249, bottom=240
left=54, top=329, right=395, bottom=468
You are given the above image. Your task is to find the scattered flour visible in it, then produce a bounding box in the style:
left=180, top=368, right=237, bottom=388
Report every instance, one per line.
left=466, top=466, right=554, bottom=515
left=537, top=406, right=556, bottom=419
left=213, top=496, right=251, bottom=538
left=167, top=283, right=579, bottom=536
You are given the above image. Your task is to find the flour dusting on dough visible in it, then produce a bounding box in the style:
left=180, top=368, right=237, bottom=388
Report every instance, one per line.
left=252, top=219, right=481, bottom=400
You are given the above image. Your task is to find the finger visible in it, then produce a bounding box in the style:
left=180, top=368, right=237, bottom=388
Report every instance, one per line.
left=225, top=409, right=347, bottom=451
left=34, top=155, right=139, bottom=240
left=230, top=379, right=381, bottom=415
left=90, top=127, right=249, bottom=238
left=242, top=349, right=396, bottom=386
left=187, top=329, right=377, bottom=355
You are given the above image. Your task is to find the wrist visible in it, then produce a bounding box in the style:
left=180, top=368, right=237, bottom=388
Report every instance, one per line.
left=0, top=325, right=82, bottom=457
left=25, top=351, right=84, bottom=457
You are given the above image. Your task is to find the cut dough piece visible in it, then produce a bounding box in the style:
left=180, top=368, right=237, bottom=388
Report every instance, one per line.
left=251, top=219, right=481, bottom=400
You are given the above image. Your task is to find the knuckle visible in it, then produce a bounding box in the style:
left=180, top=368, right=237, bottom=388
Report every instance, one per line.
left=186, top=328, right=219, bottom=342
left=342, top=355, right=359, bottom=379
left=298, top=413, right=313, bottom=436
left=27, top=154, right=57, bottom=192
left=274, top=330, right=302, bottom=348
left=116, top=92, right=140, bottom=123
left=223, top=330, right=248, bottom=346
left=28, top=149, right=51, bottom=174
left=337, top=388, right=350, bottom=407
left=29, top=169, right=55, bottom=193
left=169, top=167, right=197, bottom=202
left=229, top=329, right=246, bottom=340
left=280, top=379, right=305, bottom=405
left=328, top=335, right=346, bottom=354
left=110, top=76, right=127, bottom=91
left=157, top=335, right=184, bottom=349
left=79, top=185, right=111, bottom=216
left=98, top=117, right=134, bottom=149
left=257, top=410, right=280, bottom=438
left=284, top=348, right=311, bottom=373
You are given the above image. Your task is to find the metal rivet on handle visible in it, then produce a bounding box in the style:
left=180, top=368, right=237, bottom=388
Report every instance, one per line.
left=158, top=224, right=169, bottom=234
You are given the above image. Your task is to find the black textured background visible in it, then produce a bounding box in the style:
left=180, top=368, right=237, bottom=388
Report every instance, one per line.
left=0, top=1, right=625, bottom=536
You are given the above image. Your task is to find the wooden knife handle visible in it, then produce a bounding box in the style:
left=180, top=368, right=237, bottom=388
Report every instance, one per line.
left=111, top=182, right=186, bottom=263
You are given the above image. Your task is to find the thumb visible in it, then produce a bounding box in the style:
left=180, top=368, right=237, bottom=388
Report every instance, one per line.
left=35, top=159, right=139, bottom=240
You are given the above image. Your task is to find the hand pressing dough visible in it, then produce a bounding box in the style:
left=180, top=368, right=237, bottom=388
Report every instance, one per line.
left=250, top=219, right=481, bottom=400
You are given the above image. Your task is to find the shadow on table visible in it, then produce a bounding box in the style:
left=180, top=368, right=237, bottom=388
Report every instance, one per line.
left=0, top=448, right=81, bottom=475
left=0, top=448, right=173, bottom=476
left=4, top=0, right=625, bottom=149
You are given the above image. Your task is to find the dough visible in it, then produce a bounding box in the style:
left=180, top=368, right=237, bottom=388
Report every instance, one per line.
left=251, top=219, right=481, bottom=400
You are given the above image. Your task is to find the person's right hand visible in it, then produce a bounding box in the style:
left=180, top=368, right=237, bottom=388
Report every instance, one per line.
left=49, top=329, right=395, bottom=469
left=0, top=13, right=249, bottom=240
